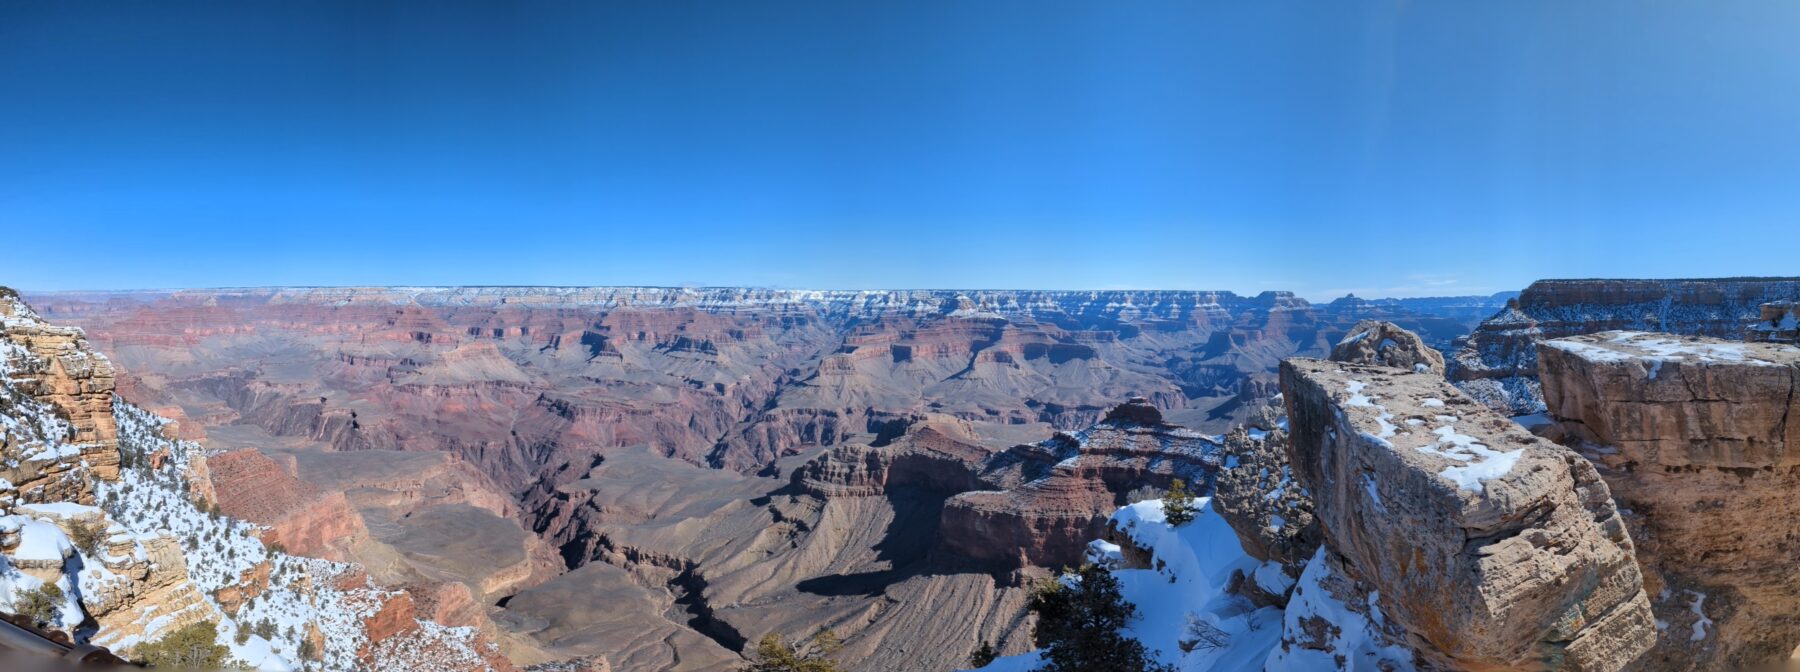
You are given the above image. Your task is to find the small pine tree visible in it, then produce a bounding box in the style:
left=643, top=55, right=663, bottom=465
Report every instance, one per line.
left=15, top=582, right=63, bottom=627
left=67, top=517, right=108, bottom=558
left=132, top=620, right=231, bottom=669
left=1028, top=564, right=1175, bottom=672
left=1162, top=479, right=1196, bottom=526
left=968, top=641, right=998, bottom=668
left=740, top=630, right=845, bottom=672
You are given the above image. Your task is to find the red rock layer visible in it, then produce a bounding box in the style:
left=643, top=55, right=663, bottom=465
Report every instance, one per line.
left=208, top=449, right=370, bottom=561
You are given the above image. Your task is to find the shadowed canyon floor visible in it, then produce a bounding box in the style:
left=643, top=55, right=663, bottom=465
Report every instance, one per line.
left=24, top=287, right=1508, bottom=670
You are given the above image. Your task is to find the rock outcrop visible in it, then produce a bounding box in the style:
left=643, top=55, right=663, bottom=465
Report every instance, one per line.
left=1218, top=320, right=1439, bottom=582
left=1450, top=278, right=1800, bottom=415
left=1330, top=319, right=1447, bottom=374
left=940, top=398, right=1219, bottom=568
left=790, top=416, right=992, bottom=497
left=1, top=289, right=121, bottom=492
left=1537, top=331, right=1800, bottom=670
left=1280, top=358, right=1654, bottom=671
left=1212, top=415, right=1319, bottom=578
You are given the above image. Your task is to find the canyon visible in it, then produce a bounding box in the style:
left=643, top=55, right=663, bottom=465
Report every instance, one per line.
left=3, top=283, right=1796, bottom=670
left=0, top=288, right=538, bottom=671
left=14, top=286, right=1505, bottom=669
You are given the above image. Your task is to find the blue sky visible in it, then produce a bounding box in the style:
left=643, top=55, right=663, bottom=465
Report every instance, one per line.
left=3, top=1, right=1798, bottom=299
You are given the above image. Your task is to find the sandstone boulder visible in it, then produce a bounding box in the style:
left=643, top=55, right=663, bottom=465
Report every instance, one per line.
left=1331, top=319, right=1447, bottom=374
left=1281, top=358, right=1654, bottom=671
left=1537, top=331, right=1800, bottom=670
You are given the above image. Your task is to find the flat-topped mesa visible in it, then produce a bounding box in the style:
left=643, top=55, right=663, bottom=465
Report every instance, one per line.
left=1536, top=331, right=1800, bottom=670
left=206, top=449, right=371, bottom=561
left=1280, top=358, right=1654, bottom=672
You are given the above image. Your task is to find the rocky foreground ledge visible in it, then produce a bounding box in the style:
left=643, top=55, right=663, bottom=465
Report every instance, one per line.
left=1538, top=331, right=1800, bottom=669
left=1280, top=358, right=1654, bottom=671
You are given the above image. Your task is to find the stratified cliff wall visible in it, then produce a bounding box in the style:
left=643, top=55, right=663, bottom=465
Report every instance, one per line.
left=1538, top=331, right=1800, bottom=670
left=1449, top=278, right=1800, bottom=415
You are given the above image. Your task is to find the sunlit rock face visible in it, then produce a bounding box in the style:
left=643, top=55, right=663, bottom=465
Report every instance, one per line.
left=1538, top=331, right=1800, bottom=670
left=2, top=288, right=121, bottom=489
left=1281, top=358, right=1654, bottom=672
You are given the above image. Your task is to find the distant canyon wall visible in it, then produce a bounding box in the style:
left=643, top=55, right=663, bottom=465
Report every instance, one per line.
left=27, top=286, right=1503, bottom=484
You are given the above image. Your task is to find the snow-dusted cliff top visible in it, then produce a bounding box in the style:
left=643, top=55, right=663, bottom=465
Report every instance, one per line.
left=34, top=286, right=1323, bottom=319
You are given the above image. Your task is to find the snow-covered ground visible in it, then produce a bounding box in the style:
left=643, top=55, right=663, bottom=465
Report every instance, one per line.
left=977, top=497, right=1414, bottom=672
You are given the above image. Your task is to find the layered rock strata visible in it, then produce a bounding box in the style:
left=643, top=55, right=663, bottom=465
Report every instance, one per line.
left=1537, top=331, right=1800, bottom=670
left=1, top=288, right=120, bottom=489
left=939, top=398, right=1219, bottom=568
left=207, top=448, right=370, bottom=561
left=1280, top=358, right=1654, bottom=671
left=1450, top=278, right=1800, bottom=415
left=24, top=286, right=1508, bottom=670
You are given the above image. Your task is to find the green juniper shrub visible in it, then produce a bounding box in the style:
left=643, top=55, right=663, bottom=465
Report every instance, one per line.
left=1027, top=564, right=1175, bottom=672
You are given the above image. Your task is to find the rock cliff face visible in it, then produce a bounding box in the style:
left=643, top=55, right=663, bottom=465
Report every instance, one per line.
left=1211, top=402, right=1319, bottom=579
left=1537, top=331, right=1800, bottom=670
left=1748, top=300, right=1800, bottom=344
left=1450, top=278, right=1800, bottom=415
left=1, top=288, right=121, bottom=490
left=1280, top=358, right=1654, bottom=671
